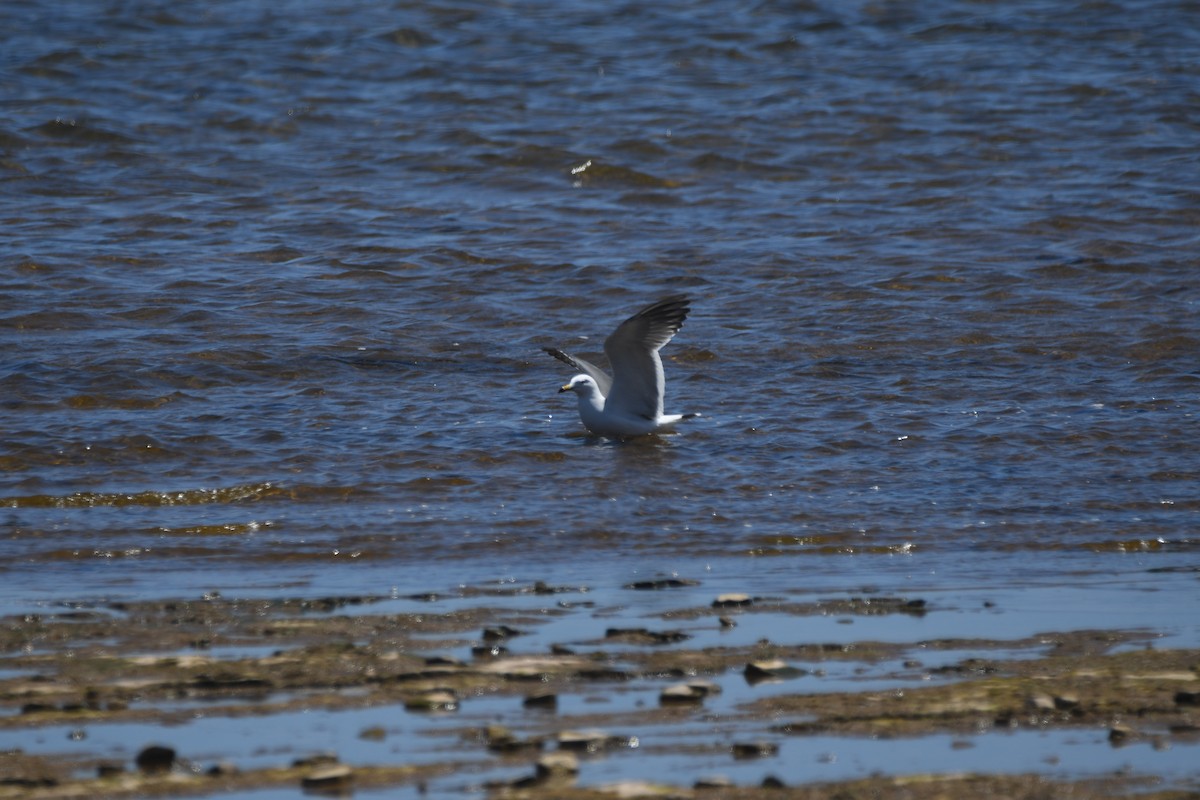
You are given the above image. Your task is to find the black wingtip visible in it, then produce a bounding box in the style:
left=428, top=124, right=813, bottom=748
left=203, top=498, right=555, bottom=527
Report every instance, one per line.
left=633, top=295, right=691, bottom=333
left=544, top=346, right=570, bottom=363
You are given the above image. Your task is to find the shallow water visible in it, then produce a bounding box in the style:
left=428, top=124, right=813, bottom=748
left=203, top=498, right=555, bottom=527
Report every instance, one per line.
left=1, top=0, right=1198, bottom=793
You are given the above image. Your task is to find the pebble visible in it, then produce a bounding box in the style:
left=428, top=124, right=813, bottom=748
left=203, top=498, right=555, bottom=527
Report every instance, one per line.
left=134, top=745, right=176, bottom=774
left=712, top=593, right=752, bottom=608
left=732, top=741, right=779, bottom=759
left=1108, top=723, right=1135, bottom=743
left=624, top=578, right=701, bottom=590
left=535, top=751, right=579, bottom=780
left=471, top=644, right=507, bottom=659
left=1027, top=693, right=1056, bottom=712
left=485, top=725, right=542, bottom=754
left=743, top=659, right=805, bottom=683
left=761, top=774, right=787, bottom=788
left=1053, top=693, right=1080, bottom=711
left=557, top=729, right=617, bottom=752
left=523, top=691, right=558, bottom=710
left=404, top=690, right=458, bottom=712
left=660, top=680, right=721, bottom=705
left=482, top=625, right=522, bottom=641
left=300, top=764, right=353, bottom=792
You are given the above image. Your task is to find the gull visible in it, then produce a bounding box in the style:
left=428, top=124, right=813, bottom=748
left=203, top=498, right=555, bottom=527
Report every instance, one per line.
left=545, top=295, right=699, bottom=438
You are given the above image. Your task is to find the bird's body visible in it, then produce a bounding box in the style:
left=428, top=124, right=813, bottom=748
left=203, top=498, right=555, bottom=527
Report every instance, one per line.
left=545, top=295, right=699, bottom=438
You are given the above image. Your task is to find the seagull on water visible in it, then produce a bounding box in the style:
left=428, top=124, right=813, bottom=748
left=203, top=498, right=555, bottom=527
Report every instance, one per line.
left=545, top=295, right=699, bottom=438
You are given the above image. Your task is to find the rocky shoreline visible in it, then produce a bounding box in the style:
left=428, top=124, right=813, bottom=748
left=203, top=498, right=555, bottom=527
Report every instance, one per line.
left=2, top=583, right=1197, bottom=799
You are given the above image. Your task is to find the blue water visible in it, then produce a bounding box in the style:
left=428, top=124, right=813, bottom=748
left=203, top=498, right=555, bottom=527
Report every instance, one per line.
left=2, top=0, right=1198, bottom=793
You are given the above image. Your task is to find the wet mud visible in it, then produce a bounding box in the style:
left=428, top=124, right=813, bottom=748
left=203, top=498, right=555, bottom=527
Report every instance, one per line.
left=1, top=583, right=1197, bottom=799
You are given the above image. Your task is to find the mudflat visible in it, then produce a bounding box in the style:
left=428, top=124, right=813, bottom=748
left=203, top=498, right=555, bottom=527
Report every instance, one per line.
left=2, top=582, right=1197, bottom=799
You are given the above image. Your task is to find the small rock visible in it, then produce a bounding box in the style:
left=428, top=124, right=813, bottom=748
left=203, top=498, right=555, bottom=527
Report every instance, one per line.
left=482, top=625, right=522, bottom=641
left=743, top=659, right=805, bottom=684
left=301, top=764, right=353, bottom=793
left=718, top=616, right=736, bottom=628
left=135, top=745, right=176, bottom=774
left=660, top=680, right=721, bottom=705
left=405, top=690, right=458, bottom=712
left=762, top=774, right=787, bottom=788
left=1175, top=690, right=1200, bottom=706
left=535, top=751, right=579, bottom=781
left=1053, top=693, right=1080, bottom=711
left=557, top=729, right=614, bottom=752
left=472, top=644, right=507, bottom=658
left=1109, top=723, right=1135, bottom=743
left=732, top=741, right=779, bottom=759
left=712, top=593, right=752, bottom=608
left=625, top=578, right=701, bottom=590
left=1027, top=693, right=1056, bottom=712
left=660, top=683, right=705, bottom=705
left=96, top=762, right=124, bottom=778
left=523, top=692, right=558, bottom=710
left=206, top=761, right=238, bottom=776
left=694, top=775, right=733, bottom=789
left=485, top=725, right=542, bottom=754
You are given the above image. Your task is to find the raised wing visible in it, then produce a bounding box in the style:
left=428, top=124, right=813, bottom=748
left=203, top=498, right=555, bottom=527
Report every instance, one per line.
left=602, top=295, right=690, bottom=421
left=543, top=347, right=613, bottom=397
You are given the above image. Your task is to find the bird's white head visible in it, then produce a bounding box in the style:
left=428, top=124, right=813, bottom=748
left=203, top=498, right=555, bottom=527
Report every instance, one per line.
left=559, top=374, right=600, bottom=397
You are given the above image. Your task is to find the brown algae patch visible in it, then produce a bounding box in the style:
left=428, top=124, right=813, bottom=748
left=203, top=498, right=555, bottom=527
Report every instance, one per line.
left=753, top=642, right=1200, bottom=739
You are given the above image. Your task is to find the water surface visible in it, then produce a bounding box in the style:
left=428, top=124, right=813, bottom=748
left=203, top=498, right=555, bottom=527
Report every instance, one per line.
left=1, top=0, right=1198, bottom=791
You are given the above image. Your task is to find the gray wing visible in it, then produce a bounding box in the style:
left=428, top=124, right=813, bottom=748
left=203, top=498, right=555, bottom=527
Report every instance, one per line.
left=602, top=295, right=690, bottom=420
left=543, top=347, right=613, bottom=397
